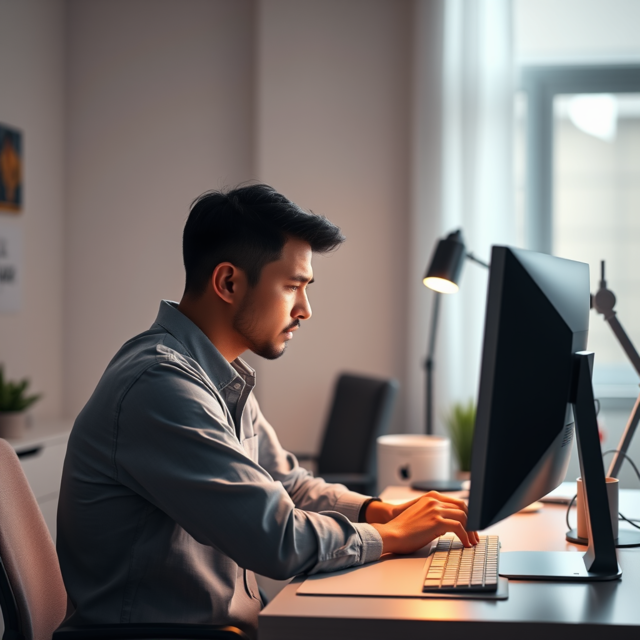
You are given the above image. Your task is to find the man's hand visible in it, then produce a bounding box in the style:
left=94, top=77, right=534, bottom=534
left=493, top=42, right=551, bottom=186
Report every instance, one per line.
left=368, top=492, right=479, bottom=555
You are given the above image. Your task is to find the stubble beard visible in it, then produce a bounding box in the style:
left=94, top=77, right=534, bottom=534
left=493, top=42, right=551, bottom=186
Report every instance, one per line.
left=233, top=292, right=287, bottom=361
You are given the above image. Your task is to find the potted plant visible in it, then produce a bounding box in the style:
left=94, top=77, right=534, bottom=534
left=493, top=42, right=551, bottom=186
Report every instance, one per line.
left=0, top=366, right=41, bottom=439
left=444, top=399, right=476, bottom=480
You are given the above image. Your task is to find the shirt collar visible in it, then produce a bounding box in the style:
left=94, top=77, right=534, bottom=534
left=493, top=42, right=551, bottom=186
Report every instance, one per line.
left=153, top=300, right=255, bottom=392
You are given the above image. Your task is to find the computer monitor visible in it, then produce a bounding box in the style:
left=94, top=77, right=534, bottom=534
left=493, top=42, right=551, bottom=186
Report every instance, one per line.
left=467, top=246, right=621, bottom=581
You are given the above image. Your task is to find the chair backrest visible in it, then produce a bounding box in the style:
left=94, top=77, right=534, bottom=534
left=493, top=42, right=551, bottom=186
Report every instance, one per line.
left=0, top=438, right=67, bottom=640
left=317, top=374, right=399, bottom=479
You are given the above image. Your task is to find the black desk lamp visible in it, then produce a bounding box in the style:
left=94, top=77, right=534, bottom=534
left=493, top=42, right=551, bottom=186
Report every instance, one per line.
left=423, top=230, right=488, bottom=434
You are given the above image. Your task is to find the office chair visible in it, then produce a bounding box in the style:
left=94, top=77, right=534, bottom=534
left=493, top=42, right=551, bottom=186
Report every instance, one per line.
left=296, top=373, right=399, bottom=495
left=0, top=439, right=247, bottom=640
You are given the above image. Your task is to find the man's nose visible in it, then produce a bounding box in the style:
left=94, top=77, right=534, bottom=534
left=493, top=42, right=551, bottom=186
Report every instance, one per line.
left=296, top=291, right=312, bottom=320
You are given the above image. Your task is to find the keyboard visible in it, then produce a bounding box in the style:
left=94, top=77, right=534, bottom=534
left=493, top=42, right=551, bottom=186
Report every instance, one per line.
left=422, top=533, right=500, bottom=593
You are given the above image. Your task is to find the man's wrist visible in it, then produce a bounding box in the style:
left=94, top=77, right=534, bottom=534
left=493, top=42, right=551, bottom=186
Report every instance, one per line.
left=358, top=497, right=381, bottom=523
left=362, top=498, right=399, bottom=524
left=370, top=521, right=397, bottom=554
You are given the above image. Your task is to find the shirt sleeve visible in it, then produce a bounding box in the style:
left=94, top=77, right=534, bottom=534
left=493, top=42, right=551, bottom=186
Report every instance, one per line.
left=115, top=360, right=382, bottom=580
left=248, top=394, right=373, bottom=522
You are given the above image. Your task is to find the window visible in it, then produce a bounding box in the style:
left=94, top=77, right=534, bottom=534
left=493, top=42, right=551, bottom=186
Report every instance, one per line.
left=517, top=65, right=640, bottom=396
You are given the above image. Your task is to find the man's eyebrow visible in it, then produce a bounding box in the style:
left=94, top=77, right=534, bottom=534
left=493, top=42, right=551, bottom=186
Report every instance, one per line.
left=290, top=274, right=314, bottom=284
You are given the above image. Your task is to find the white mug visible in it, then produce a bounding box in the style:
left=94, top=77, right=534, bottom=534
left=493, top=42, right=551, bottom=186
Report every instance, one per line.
left=576, top=476, right=619, bottom=540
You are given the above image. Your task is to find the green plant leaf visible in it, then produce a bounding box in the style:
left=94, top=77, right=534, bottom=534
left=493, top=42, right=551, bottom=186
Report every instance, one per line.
left=444, top=399, right=476, bottom=472
left=0, top=364, right=42, bottom=412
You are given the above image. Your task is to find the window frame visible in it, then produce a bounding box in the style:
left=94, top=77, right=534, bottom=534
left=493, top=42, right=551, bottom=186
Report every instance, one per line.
left=519, top=64, right=640, bottom=253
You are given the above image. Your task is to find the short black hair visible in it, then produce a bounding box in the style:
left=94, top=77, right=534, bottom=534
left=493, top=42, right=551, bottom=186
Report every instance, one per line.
left=183, top=183, right=345, bottom=294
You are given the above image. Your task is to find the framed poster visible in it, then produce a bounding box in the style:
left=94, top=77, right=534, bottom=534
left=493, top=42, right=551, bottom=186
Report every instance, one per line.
left=0, top=124, right=23, bottom=213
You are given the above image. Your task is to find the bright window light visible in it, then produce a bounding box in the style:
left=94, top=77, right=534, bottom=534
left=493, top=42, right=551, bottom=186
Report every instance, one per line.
left=568, top=94, right=618, bottom=142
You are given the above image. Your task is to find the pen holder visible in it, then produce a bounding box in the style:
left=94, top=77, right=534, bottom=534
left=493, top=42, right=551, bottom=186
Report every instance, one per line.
left=576, top=476, right=619, bottom=540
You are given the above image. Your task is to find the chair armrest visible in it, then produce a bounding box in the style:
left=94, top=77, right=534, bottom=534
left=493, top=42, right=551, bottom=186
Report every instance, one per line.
left=318, top=472, right=376, bottom=495
left=319, top=472, right=374, bottom=486
left=289, top=452, right=317, bottom=463
left=53, top=622, right=249, bottom=640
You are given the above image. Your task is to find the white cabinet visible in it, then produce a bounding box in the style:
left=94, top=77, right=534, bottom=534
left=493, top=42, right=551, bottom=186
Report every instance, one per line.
left=6, top=419, right=72, bottom=541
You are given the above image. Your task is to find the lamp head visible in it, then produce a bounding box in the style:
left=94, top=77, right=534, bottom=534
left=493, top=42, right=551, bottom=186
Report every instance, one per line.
left=423, top=229, right=466, bottom=293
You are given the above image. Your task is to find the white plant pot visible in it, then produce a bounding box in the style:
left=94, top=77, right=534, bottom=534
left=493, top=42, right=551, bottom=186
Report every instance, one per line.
left=0, top=411, right=28, bottom=439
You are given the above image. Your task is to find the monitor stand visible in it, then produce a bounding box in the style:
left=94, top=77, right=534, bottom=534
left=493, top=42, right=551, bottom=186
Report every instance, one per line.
left=500, top=352, right=622, bottom=582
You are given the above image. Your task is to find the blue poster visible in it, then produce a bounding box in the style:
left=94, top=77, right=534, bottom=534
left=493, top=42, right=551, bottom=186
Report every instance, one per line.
left=0, top=124, right=23, bottom=213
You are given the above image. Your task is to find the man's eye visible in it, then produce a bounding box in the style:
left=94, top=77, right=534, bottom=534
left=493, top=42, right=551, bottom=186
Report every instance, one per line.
left=287, top=285, right=299, bottom=292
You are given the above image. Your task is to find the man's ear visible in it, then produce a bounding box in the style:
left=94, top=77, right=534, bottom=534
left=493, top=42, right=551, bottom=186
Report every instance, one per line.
left=211, top=262, right=244, bottom=304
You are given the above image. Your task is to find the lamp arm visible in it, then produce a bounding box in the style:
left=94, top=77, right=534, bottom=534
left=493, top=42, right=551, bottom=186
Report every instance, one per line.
left=426, top=292, right=441, bottom=363
left=604, top=313, right=640, bottom=378
left=424, top=292, right=441, bottom=435
left=593, top=260, right=640, bottom=377
left=599, top=312, right=640, bottom=479
left=465, top=252, right=490, bottom=269
left=592, top=260, right=640, bottom=479
left=608, top=393, right=640, bottom=478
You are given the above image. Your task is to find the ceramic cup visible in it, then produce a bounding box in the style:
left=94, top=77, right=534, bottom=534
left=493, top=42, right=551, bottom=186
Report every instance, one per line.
left=576, top=476, right=619, bottom=540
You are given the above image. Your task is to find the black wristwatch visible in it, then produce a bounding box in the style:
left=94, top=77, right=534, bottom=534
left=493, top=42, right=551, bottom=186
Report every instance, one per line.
left=358, top=497, right=382, bottom=523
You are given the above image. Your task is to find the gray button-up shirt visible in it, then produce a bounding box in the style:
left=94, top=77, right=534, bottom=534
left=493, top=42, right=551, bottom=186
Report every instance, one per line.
left=57, top=301, right=382, bottom=637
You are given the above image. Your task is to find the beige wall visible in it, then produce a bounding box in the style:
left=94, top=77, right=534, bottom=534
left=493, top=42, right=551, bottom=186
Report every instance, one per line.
left=255, top=0, right=412, bottom=451
left=63, top=0, right=413, bottom=452
left=0, top=0, right=66, bottom=418
left=1, top=0, right=414, bottom=454
left=63, top=0, right=256, bottom=416
left=405, top=0, right=445, bottom=436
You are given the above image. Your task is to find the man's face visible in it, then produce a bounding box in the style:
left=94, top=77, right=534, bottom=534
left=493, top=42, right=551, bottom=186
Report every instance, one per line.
left=233, top=238, right=314, bottom=359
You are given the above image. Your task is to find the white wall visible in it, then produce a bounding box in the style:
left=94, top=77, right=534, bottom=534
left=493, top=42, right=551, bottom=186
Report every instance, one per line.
left=255, top=0, right=412, bottom=452
left=0, top=0, right=66, bottom=418
left=63, top=0, right=256, bottom=417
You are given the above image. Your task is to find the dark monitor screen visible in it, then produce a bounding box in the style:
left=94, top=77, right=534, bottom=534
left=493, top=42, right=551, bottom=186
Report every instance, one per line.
left=467, top=246, right=590, bottom=531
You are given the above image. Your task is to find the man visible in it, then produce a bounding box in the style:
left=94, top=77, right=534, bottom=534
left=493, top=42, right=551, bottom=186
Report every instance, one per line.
left=57, top=184, right=477, bottom=638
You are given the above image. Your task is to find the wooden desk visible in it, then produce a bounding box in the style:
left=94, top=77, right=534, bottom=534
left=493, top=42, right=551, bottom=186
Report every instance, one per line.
left=259, top=486, right=640, bottom=640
